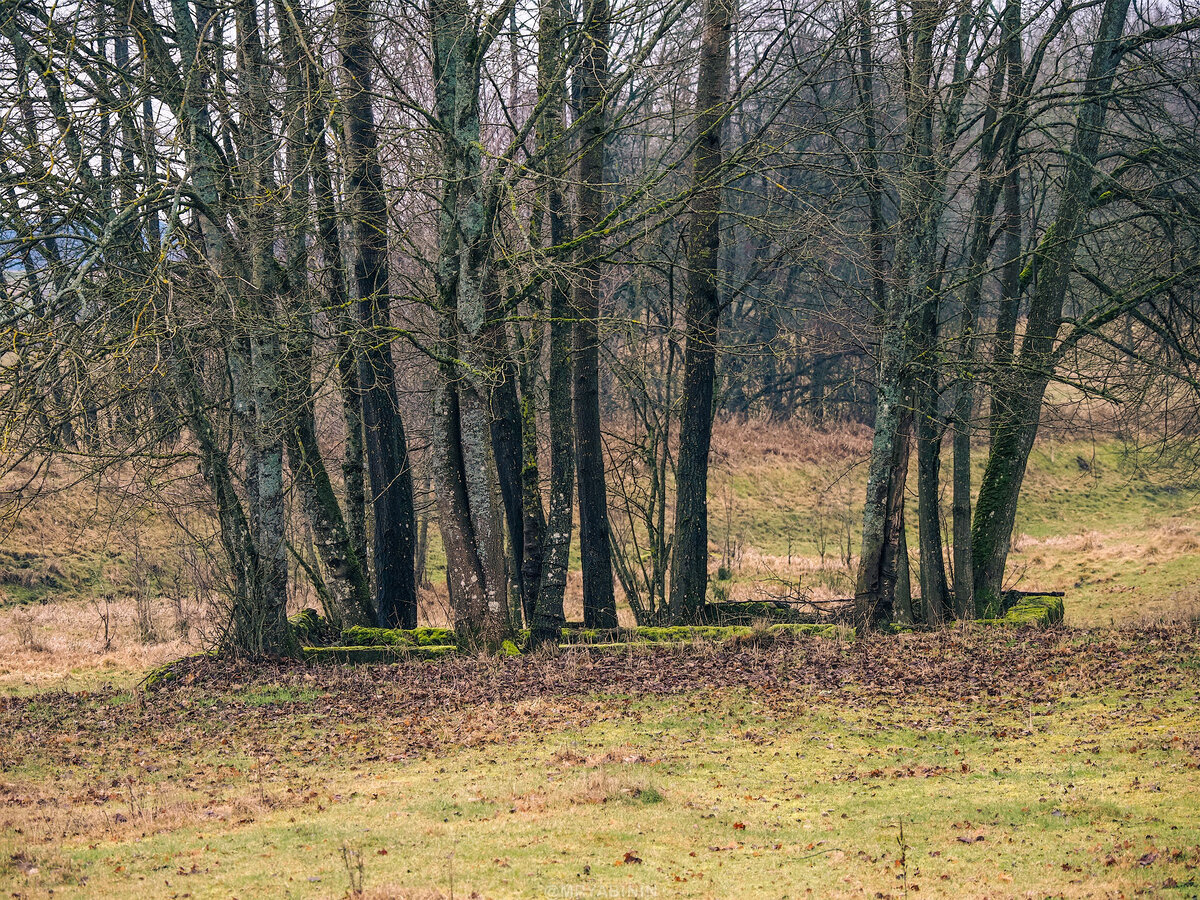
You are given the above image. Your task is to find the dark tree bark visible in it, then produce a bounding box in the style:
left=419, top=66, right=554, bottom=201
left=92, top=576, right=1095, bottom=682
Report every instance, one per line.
left=307, top=68, right=369, bottom=575
left=517, top=322, right=547, bottom=627
left=485, top=309, right=527, bottom=625
left=339, top=0, right=417, bottom=628
left=573, top=0, right=619, bottom=629
left=277, top=0, right=373, bottom=628
left=667, top=0, right=734, bottom=624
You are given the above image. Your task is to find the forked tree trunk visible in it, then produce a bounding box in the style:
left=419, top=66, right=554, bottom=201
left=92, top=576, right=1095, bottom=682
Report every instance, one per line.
left=972, top=0, right=1132, bottom=611
left=429, top=0, right=512, bottom=646
left=855, top=0, right=939, bottom=628
left=949, top=0, right=1023, bottom=619
left=277, top=0, right=373, bottom=629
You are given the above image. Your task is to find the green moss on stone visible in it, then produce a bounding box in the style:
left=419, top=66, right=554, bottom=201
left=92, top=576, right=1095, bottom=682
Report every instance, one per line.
left=976, top=594, right=1064, bottom=628
left=289, top=608, right=327, bottom=644
left=341, top=626, right=457, bottom=648
left=1003, top=594, right=1064, bottom=627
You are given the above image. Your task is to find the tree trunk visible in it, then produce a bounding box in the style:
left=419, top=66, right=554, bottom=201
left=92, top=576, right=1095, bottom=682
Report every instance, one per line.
left=134, top=0, right=291, bottom=654
left=914, top=382, right=949, bottom=624
left=276, top=0, right=374, bottom=630
left=485, top=310, right=527, bottom=625
left=855, top=0, right=939, bottom=629
left=573, top=0, right=619, bottom=629
left=530, top=0, right=573, bottom=647
left=972, top=0, right=1132, bottom=610
left=855, top=339, right=913, bottom=627
left=237, top=0, right=291, bottom=652
left=428, top=0, right=512, bottom=646
left=340, top=0, right=418, bottom=628
left=668, top=0, right=734, bottom=624
left=949, top=0, right=1022, bottom=619
left=894, top=515, right=914, bottom=625
left=518, top=321, right=547, bottom=627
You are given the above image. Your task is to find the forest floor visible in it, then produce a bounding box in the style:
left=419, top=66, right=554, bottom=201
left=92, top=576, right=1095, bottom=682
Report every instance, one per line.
left=2, top=422, right=1199, bottom=896
left=2, top=629, right=1199, bottom=898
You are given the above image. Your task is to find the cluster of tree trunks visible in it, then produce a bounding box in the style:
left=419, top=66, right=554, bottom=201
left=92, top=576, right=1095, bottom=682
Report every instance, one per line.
left=4, top=0, right=1199, bottom=654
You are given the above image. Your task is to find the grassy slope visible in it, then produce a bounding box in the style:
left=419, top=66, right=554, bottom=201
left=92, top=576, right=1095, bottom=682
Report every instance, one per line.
left=703, top=426, right=1200, bottom=626
left=2, top=631, right=1199, bottom=898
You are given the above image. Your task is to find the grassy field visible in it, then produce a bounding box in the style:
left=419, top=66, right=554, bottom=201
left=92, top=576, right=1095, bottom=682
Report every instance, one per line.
left=3, top=630, right=1199, bottom=898
left=2, top=422, right=1199, bottom=897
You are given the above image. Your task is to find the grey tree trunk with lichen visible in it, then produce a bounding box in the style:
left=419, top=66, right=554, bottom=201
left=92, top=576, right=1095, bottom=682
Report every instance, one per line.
left=429, top=0, right=512, bottom=646
left=530, top=0, right=573, bottom=648
left=236, top=0, right=293, bottom=653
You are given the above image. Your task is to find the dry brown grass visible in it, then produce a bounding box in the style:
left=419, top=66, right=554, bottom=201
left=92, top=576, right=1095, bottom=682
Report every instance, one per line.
left=0, top=596, right=204, bottom=692
left=710, top=418, right=872, bottom=468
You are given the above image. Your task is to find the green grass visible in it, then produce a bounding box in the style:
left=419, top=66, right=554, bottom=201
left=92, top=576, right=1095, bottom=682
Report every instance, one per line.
left=5, top=667, right=1198, bottom=898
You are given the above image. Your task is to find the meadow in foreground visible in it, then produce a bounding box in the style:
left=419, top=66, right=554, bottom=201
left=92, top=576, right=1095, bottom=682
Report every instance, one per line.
left=3, top=628, right=1199, bottom=899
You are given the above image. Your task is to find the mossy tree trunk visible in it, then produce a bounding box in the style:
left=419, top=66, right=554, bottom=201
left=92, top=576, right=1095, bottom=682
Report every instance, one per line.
left=972, top=0, right=1133, bottom=612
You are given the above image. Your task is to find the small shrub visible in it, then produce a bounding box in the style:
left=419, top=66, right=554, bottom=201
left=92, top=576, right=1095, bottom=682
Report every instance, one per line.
left=91, top=593, right=114, bottom=652
left=636, top=785, right=665, bottom=804
left=13, top=610, right=45, bottom=652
